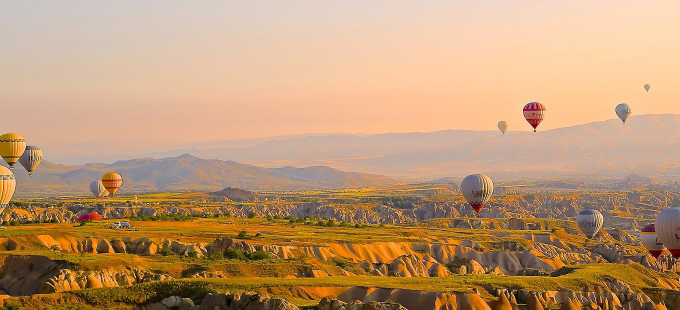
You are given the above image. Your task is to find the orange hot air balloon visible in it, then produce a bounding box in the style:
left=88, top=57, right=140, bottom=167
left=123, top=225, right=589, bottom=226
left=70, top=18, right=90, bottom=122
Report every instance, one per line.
left=102, top=172, right=123, bottom=195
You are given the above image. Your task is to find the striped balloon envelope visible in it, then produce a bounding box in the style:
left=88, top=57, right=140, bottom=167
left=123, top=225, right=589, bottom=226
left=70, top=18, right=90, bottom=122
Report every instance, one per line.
left=640, top=224, right=664, bottom=258
left=523, top=102, right=546, bottom=132
left=0, top=133, right=26, bottom=169
left=656, top=208, right=680, bottom=258
left=19, top=146, right=42, bottom=176
left=460, top=174, right=494, bottom=214
left=576, top=209, right=603, bottom=239
left=90, top=180, right=109, bottom=199
left=102, top=172, right=123, bottom=196
left=0, top=166, right=16, bottom=207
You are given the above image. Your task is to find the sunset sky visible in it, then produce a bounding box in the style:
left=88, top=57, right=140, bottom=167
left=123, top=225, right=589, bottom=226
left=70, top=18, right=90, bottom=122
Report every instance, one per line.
left=2, top=1, right=680, bottom=159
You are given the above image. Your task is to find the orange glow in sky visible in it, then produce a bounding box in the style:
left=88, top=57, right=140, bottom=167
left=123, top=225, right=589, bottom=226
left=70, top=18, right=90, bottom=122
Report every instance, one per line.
left=2, top=1, right=680, bottom=156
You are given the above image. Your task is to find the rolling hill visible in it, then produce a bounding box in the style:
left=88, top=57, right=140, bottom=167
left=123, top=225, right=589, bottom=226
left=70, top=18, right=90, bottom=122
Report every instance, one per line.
left=12, top=154, right=402, bottom=195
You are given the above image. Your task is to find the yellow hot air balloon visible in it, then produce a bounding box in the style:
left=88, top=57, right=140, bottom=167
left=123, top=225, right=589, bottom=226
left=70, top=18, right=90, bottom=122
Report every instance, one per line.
left=0, top=133, right=26, bottom=169
left=102, top=172, right=123, bottom=195
left=0, top=166, right=16, bottom=207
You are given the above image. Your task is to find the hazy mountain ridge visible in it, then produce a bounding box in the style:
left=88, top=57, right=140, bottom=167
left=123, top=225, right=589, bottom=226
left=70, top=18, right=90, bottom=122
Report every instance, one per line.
left=12, top=154, right=402, bottom=195
left=89, top=114, right=680, bottom=181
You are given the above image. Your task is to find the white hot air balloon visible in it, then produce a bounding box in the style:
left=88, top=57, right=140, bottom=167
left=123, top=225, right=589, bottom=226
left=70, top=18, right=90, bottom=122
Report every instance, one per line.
left=615, top=103, right=632, bottom=124
left=576, top=209, right=603, bottom=238
left=19, top=146, right=42, bottom=176
left=90, top=181, right=109, bottom=199
left=460, top=174, right=493, bottom=213
left=497, top=121, right=508, bottom=135
left=656, top=208, right=680, bottom=258
left=644, top=84, right=650, bottom=92
left=640, top=224, right=664, bottom=259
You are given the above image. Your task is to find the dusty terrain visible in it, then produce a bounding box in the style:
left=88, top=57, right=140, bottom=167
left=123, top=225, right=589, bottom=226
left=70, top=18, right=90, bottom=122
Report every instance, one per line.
left=0, top=187, right=678, bottom=309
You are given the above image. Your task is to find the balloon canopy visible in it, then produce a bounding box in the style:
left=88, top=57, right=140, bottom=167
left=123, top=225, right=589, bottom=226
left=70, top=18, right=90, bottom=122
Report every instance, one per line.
left=497, top=121, right=508, bottom=134
left=460, top=174, right=494, bottom=213
left=656, top=208, right=680, bottom=258
left=576, top=209, right=603, bottom=238
left=615, top=103, right=632, bottom=124
left=0, top=133, right=26, bottom=169
left=77, top=213, right=103, bottom=222
left=19, top=146, right=42, bottom=176
left=102, top=172, right=123, bottom=196
left=523, top=102, right=546, bottom=132
left=640, top=224, right=664, bottom=259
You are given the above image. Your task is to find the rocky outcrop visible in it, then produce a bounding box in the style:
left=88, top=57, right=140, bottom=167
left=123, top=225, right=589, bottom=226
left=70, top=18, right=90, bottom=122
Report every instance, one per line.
left=318, top=297, right=407, bottom=310
left=200, top=292, right=298, bottom=310
left=0, top=255, right=169, bottom=296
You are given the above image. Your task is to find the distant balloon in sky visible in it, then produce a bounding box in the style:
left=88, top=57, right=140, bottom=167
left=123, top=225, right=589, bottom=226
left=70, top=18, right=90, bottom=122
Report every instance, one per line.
left=0, top=166, right=16, bottom=208
left=644, top=84, right=650, bottom=92
left=656, top=208, right=680, bottom=258
left=90, top=181, right=109, bottom=199
left=576, top=209, right=603, bottom=238
left=615, top=103, right=632, bottom=124
left=460, top=174, right=493, bottom=213
left=523, top=102, right=546, bottom=132
left=19, top=146, right=42, bottom=176
left=497, top=121, right=508, bottom=134
left=0, top=133, right=26, bottom=169
left=640, top=224, right=664, bottom=259
left=102, top=172, right=123, bottom=196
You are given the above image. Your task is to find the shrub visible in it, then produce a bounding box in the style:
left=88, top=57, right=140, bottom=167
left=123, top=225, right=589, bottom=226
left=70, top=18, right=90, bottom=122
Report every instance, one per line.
left=237, top=230, right=247, bottom=238
left=187, top=251, right=198, bottom=258
left=247, top=250, right=272, bottom=261
left=159, top=248, right=174, bottom=256
left=335, top=260, right=350, bottom=269
left=223, top=249, right=248, bottom=260
left=207, top=252, right=224, bottom=261
left=4, top=303, right=20, bottom=310
left=254, top=232, right=262, bottom=237
left=247, top=212, right=256, bottom=219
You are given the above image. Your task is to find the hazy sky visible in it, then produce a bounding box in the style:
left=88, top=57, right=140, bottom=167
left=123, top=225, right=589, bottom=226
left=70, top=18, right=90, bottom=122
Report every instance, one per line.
left=2, top=1, right=680, bottom=158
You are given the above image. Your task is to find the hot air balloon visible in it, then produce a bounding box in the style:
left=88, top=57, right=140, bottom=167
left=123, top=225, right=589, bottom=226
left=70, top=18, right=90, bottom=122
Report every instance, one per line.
left=576, top=209, right=603, bottom=238
left=615, top=103, right=632, bottom=124
left=102, top=172, right=123, bottom=195
left=0, top=133, right=26, bottom=169
left=656, top=208, right=680, bottom=258
left=460, top=174, right=493, bottom=213
left=644, top=84, right=650, bottom=92
left=0, top=166, right=16, bottom=209
left=640, top=224, right=664, bottom=259
left=19, top=146, right=42, bottom=176
left=523, top=102, right=546, bottom=132
left=498, top=121, right=508, bottom=135
left=90, top=181, right=109, bottom=199
left=77, top=213, right=102, bottom=222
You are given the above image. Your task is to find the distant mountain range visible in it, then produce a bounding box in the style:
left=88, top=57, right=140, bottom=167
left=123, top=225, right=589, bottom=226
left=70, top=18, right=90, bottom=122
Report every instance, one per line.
left=52, top=114, right=679, bottom=182
left=32, top=114, right=680, bottom=189
left=13, top=154, right=402, bottom=195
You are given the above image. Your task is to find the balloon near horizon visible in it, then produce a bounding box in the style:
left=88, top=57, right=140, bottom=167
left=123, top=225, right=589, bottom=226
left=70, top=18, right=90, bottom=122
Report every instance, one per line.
left=460, top=174, right=493, bottom=214
left=102, top=172, right=123, bottom=196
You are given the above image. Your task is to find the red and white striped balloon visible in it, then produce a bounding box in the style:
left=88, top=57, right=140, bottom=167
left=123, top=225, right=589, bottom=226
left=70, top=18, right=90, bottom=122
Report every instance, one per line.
left=640, top=224, right=664, bottom=258
left=656, top=208, right=680, bottom=258
left=523, top=102, right=546, bottom=132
